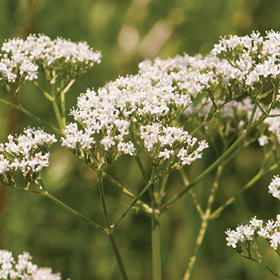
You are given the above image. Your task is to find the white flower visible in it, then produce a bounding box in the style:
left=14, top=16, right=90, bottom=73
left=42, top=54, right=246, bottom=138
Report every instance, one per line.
left=100, top=135, right=115, bottom=150
left=249, top=216, right=263, bottom=229
left=270, top=231, right=280, bottom=250
left=266, top=219, right=275, bottom=232
left=0, top=249, right=65, bottom=280
left=225, top=229, right=241, bottom=248
left=117, top=141, right=135, bottom=155
left=268, top=175, right=280, bottom=199
left=0, top=128, right=56, bottom=183
left=257, top=227, right=269, bottom=238
left=158, top=148, right=174, bottom=160
left=258, top=135, right=268, bottom=146
left=0, top=155, right=10, bottom=174
left=0, top=34, right=101, bottom=85
left=139, top=123, right=208, bottom=167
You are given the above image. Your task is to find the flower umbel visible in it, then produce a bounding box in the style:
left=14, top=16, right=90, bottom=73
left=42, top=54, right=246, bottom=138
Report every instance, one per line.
left=61, top=70, right=208, bottom=171
left=0, top=128, right=57, bottom=187
left=226, top=175, right=280, bottom=256
left=0, top=34, right=101, bottom=93
left=0, top=249, right=64, bottom=280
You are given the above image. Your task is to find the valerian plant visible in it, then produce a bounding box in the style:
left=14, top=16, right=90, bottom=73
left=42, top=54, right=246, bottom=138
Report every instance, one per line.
left=1, top=31, right=280, bottom=279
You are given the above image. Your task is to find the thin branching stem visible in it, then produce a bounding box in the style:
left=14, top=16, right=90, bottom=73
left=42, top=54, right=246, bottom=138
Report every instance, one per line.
left=113, top=174, right=158, bottom=229
left=103, top=173, right=151, bottom=213
left=240, top=254, right=280, bottom=279
left=151, top=199, right=162, bottom=280
left=182, top=165, right=223, bottom=280
left=32, top=181, right=108, bottom=233
left=0, top=97, right=62, bottom=134
left=97, top=171, right=129, bottom=280
left=60, top=79, right=75, bottom=128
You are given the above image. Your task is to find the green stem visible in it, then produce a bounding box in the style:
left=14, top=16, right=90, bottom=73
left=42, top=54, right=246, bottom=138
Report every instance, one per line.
left=159, top=175, right=168, bottom=201
left=151, top=172, right=163, bottom=280
left=135, top=155, right=149, bottom=184
left=209, top=170, right=263, bottom=220
left=33, top=81, right=53, bottom=101
left=61, top=79, right=76, bottom=96
left=49, top=74, right=64, bottom=130
left=113, top=176, right=157, bottom=229
left=0, top=97, right=62, bottom=134
left=179, top=170, right=203, bottom=218
left=209, top=143, right=280, bottom=220
left=109, top=233, right=129, bottom=280
left=60, top=79, right=75, bottom=128
left=152, top=201, right=162, bottom=280
left=183, top=218, right=209, bottom=280
left=182, top=165, right=223, bottom=280
left=161, top=135, right=241, bottom=212
left=51, top=97, right=64, bottom=130
left=240, top=254, right=280, bottom=278
left=103, top=173, right=151, bottom=213
left=41, top=189, right=107, bottom=233
left=97, top=171, right=129, bottom=280
left=97, top=171, right=110, bottom=227
left=60, top=90, right=66, bottom=128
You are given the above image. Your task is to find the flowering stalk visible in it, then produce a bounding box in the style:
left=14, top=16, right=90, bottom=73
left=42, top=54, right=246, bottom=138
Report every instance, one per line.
left=241, top=256, right=280, bottom=279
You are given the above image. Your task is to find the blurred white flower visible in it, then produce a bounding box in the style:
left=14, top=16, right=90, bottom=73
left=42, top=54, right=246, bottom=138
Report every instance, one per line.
left=0, top=249, right=64, bottom=280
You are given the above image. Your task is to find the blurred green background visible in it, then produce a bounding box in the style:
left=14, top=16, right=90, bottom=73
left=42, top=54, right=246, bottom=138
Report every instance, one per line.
left=1, top=0, right=280, bottom=279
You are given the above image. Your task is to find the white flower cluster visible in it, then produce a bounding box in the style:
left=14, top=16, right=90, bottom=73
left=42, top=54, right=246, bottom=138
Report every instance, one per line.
left=260, top=106, right=280, bottom=145
left=0, top=249, right=63, bottom=280
left=137, top=31, right=280, bottom=149
left=226, top=176, right=280, bottom=251
left=0, top=34, right=101, bottom=84
left=225, top=215, right=280, bottom=250
left=138, top=55, right=216, bottom=96
left=140, top=124, right=208, bottom=166
left=225, top=216, right=262, bottom=248
left=268, top=175, right=280, bottom=199
left=142, top=30, right=280, bottom=117
left=138, top=31, right=280, bottom=99
left=0, top=128, right=56, bottom=184
left=62, top=64, right=208, bottom=169
left=211, top=30, right=280, bottom=87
